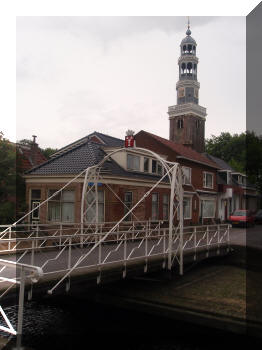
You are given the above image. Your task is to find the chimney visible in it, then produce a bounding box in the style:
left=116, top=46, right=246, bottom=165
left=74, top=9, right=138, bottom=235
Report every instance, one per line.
left=31, top=135, right=38, bottom=166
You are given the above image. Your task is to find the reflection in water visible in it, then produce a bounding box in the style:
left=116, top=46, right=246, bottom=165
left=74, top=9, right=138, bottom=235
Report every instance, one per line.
left=0, top=295, right=261, bottom=350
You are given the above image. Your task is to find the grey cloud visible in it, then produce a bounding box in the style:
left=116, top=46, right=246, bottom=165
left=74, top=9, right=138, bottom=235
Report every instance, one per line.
left=17, top=16, right=217, bottom=43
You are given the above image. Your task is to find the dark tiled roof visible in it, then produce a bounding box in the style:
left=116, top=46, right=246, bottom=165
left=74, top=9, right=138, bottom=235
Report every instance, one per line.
left=137, top=131, right=219, bottom=169
left=205, top=154, right=234, bottom=171
left=25, top=134, right=168, bottom=183
left=50, top=131, right=124, bottom=159
left=26, top=141, right=100, bottom=175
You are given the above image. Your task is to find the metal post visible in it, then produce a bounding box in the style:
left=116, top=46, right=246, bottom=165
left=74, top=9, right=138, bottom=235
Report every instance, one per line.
left=123, top=233, right=127, bottom=278
left=206, top=226, right=209, bottom=257
left=217, top=225, right=220, bottom=254
left=8, top=227, right=11, bottom=251
left=144, top=226, right=148, bottom=273
left=168, top=165, right=177, bottom=270
left=163, top=229, right=166, bottom=268
left=179, top=167, right=184, bottom=276
left=194, top=227, right=197, bottom=261
left=28, top=239, right=35, bottom=301
left=59, top=223, right=62, bottom=249
left=66, top=238, right=72, bottom=292
left=16, top=268, right=26, bottom=350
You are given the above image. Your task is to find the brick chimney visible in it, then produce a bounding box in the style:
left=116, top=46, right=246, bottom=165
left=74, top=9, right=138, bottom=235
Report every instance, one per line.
left=31, top=135, right=38, bottom=166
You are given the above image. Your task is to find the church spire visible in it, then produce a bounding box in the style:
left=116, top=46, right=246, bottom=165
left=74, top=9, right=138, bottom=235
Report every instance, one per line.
left=186, top=16, right=191, bottom=36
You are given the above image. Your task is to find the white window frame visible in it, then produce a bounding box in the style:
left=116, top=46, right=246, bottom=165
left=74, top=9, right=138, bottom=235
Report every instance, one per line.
left=143, top=157, right=149, bottom=173
left=182, top=166, right=192, bottom=185
left=203, top=171, right=214, bottom=189
left=127, top=154, right=140, bottom=171
left=177, top=196, right=192, bottom=220
left=47, top=189, right=75, bottom=223
left=200, top=198, right=216, bottom=219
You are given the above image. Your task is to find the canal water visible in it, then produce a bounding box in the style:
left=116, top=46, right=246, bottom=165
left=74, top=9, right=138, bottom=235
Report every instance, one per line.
left=1, top=293, right=261, bottom=350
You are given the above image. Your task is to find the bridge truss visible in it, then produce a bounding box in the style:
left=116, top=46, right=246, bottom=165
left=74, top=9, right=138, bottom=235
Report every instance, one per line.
left=0, top=147, right=231, bottom=348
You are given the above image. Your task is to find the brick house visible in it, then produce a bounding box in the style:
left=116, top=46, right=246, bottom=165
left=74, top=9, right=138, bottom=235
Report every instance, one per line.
left=25, top=132, right=174, bottom=225
left=25, top=130, right=220, bottom=226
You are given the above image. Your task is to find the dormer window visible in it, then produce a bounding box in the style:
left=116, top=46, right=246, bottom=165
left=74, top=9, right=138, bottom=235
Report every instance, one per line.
left=127, top=154, right=140, bottom=171
left=177, top=119, right=183, bottom=129
left=144, top=157, right=149, bottom=172
left=152, top=159, right=157, bottom=173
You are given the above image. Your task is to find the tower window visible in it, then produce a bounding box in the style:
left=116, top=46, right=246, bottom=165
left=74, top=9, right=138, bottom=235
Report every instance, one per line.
left=187, top=62, right=193, bottom=75
left=196, top=120, right=200, bottom=128
left=177, top=119, right=183, bottom=129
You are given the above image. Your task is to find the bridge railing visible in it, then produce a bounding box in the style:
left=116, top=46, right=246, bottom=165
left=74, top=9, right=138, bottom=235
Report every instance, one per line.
left=0, top=259, right=43, bottom=349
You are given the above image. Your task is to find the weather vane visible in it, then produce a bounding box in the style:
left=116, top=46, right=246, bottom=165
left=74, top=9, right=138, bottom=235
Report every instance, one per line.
left=187, top=16, right=190, bottom=29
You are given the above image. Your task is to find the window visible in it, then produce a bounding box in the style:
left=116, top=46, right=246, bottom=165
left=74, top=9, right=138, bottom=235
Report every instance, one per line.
left=203, top=172, right=213, bottom=189
left=178, top=197, right=192, bottom=219
left=196, top=119, right=200, bottom=128
left=238, top=175, right=243, bottom=184
left=200, top=200, right=215, bottom=218
left=157, top=162, right=163, bottom=175
left=182, top=167, right=191, bottom=185
left=48, top=190, right=75, bottom=222
left=144, top=157, right=149, bottom=173
left=151, top=193, right=159, bottom=220
left=86, top=190, right=104, bottom=223
left=177, top=119, right=183, bottom=129
left=152, top=159, right=157, bottom=174
left=163, top=194, right=169, bottom=220
left=31, top=189, right=41, bottom=220
left=127, top=154, right=140, bottom=171
left=124, top=192, right=133, bottom=221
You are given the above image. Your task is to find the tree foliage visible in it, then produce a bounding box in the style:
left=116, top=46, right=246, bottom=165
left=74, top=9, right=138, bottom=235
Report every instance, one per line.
left=205, top=131, right=262, bottom=194
left=41, top=147, right=58, bottom=159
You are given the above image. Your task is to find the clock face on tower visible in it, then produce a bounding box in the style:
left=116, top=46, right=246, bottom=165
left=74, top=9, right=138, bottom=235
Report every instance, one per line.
left=178, top=87, right=185, bottom=98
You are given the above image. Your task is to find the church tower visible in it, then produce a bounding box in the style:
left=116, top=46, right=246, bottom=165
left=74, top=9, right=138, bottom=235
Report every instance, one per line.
left=168, top=20, right=207, bottom=153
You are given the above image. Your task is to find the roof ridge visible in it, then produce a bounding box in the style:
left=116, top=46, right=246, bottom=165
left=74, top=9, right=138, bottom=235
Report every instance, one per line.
left=93, top=131, right=124, bottom=142
left=139, top=130, right=218, bottom=168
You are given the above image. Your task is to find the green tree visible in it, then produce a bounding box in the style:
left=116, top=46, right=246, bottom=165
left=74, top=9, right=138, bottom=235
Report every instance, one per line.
left=206, top=131, right=262, bottom=196
left=0, top=137, right=26, bottom=224
left=41, top=147, right=58, bottom=159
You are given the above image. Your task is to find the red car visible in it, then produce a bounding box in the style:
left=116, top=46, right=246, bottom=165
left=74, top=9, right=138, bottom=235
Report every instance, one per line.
left=229, top=210, right=255, bottom=227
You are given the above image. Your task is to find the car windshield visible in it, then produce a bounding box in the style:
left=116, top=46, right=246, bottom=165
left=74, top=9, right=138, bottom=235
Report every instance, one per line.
left=233, top=211, right=247, bottom=216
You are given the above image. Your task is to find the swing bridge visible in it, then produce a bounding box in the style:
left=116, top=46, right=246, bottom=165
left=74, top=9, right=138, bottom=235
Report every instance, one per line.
left=0, top=147, right=231, bottom=348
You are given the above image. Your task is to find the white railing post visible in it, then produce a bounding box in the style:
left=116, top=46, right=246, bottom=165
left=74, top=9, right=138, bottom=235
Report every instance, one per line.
left=66, top=238, right=72, bottom=292
left=194, top=227, right=197, bottom=261
left=162, top=229, right=166, bottom=268
left=59, top=223, right=62, bottom=249
left=144, top=226, right=148, bottom=273
left=206, top=226, right=209, bottom=257
left=123, top=233, right=127, bottom=278
left=217, top=225, right=220, bottom=254
left=16, top=267, right=26, bottom=350
left=227, top=224, right=230, bottom=252
left=8, top=227, right=11, bottom=251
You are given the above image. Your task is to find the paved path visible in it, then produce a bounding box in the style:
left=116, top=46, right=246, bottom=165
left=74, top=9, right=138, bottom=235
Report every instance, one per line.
left=230, top=225, right=262, bottom=248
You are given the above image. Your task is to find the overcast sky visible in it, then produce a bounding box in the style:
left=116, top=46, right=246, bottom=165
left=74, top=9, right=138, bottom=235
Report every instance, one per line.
left=16, top=16, right=245, bottom=149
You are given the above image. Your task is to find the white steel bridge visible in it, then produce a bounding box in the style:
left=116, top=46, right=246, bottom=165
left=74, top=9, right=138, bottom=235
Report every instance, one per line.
left=0, top=147, right=231, bottom=349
